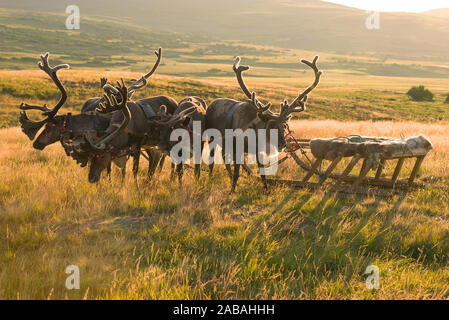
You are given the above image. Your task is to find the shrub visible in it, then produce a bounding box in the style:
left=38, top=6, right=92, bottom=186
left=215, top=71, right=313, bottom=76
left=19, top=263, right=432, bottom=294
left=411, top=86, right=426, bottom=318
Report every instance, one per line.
left=407, top=85, right=434, bottom=102
left=445, top=94, right=449, bottom=104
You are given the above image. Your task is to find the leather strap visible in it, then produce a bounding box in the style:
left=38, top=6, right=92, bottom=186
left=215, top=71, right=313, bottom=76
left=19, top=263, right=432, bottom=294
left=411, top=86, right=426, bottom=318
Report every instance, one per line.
left=225, top=101, right=244, bottom=129
left=67, top=113, right=73, bottom=131
left=226, top=101, right=262, bottom=131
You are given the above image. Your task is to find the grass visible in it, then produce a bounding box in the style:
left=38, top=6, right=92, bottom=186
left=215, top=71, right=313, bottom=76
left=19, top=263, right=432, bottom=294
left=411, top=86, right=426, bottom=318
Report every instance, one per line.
left=2, top=69, right=449, bottom=130
left=0, top=117, right=448, bottom=299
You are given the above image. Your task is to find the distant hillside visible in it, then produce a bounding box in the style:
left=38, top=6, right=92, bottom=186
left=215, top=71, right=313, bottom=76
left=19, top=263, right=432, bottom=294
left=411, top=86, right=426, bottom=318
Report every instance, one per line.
left=2, top=8, right=449, bottom=79
left=424, top=8, right=449, bottom=19
left=1, top=0, right=449, bottom=60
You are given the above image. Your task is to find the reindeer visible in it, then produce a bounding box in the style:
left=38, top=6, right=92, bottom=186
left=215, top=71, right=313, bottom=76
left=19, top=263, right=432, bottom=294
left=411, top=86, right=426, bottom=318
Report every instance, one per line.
left=148, top=96, right=208, bottom=182
left=83, top=82, right=195, bottom=185
left=75, top=48, right=164, bottom=180
left=205, top=56, right=322, bottom=192
left=19, top=50, right=163, bottom=181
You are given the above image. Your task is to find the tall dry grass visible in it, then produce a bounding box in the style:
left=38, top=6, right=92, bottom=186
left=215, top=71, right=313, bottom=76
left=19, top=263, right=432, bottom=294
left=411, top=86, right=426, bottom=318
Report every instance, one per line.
left=0, top=121, right=448, bottom=300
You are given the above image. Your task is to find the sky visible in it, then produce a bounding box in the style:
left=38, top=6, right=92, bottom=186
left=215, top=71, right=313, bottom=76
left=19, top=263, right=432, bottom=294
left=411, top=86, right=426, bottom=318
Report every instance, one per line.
left=322, top=0, right=449, bottom=12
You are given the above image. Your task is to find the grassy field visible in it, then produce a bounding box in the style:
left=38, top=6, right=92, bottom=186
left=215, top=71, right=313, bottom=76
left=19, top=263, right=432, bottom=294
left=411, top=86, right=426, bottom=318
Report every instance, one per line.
left=0, top=120, right=448, bottom=299
left=1, top=68, right=449, bottom=130
left=0, top=65, right=449, bottom=299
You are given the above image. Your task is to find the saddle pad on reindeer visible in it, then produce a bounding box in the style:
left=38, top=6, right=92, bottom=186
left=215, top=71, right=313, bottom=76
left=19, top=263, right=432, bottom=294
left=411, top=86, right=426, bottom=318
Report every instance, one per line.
left=136, top=100, right=157, bottom=119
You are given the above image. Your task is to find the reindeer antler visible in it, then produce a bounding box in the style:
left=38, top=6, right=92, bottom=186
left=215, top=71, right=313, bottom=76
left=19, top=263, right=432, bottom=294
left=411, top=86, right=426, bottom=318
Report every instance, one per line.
left=128, top=47, right=162, bottom=95
left=148, top=106, right=197, bottom=127
left=85, top=79, right=131, bottom=150
left=281, top=56, right=322, bottom=118
left=18, top=52, right=70, bottom=139
left=100, top=77, right=108, bottom=88
left=98, top=48, right=162, bottom=100
left=36, top=53, right=70, bottom=118
left=233, top=56, right=274, bottom=116
left=250, top=92, right=271, bottom=113
left=233, top=56, right=251, bottom=99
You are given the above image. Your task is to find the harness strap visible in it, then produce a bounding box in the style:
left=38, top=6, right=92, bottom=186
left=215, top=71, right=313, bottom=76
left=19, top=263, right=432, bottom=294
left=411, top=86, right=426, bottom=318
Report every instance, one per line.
left=67, top=113, right=73, bottom=131
left=225, top=102, right=244, bottom=129
left=89, top=147, right=133, bottom=168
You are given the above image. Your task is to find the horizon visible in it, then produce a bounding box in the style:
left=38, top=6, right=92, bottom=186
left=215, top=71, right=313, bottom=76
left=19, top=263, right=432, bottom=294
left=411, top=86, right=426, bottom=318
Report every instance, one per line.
left=322, top=0, right=449, bottom=13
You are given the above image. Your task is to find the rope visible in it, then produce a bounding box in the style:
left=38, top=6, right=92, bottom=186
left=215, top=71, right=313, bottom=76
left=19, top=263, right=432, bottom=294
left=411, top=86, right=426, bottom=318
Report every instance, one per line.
left=285, top=126, right=326, bottom=182
left=284, top=126, right=302, bottom=153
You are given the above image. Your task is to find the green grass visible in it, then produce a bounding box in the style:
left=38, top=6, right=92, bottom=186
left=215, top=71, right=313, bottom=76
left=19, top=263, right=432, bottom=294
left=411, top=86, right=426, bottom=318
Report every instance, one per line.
left=2, top=69, right=449, bottom=130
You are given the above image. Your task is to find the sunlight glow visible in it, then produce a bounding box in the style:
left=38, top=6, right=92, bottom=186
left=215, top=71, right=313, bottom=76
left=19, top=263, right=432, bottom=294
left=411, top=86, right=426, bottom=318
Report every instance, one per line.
left=322, top=0, right=449, bottom=12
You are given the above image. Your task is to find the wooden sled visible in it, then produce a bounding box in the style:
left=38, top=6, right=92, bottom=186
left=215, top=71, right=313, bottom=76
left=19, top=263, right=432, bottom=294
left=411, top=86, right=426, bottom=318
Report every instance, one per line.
left=267, top=135, right=433, bottom=194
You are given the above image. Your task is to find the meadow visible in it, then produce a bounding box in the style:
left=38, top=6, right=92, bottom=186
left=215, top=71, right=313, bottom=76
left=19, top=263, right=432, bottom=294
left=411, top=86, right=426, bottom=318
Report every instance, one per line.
left=0, top=67, right=449, bottom=299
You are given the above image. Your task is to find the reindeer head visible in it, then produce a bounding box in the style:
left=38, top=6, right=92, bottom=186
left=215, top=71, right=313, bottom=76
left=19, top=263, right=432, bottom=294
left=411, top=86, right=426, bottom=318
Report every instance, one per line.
left=233, top=56, right=322, bottom=152
left=148, top=103, right=198, bottom=155
left=84, top=79, right=131, bottom=183
left=18, top=53, right=70, bottom=149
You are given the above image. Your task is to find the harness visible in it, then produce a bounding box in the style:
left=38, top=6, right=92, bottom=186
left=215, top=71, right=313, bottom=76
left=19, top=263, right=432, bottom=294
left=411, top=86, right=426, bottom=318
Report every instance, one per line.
left=93, top=114, right=110, bottom=132
left=226, top=101, right=268, bottom=132
left=45, top=113, right=82, bottom=141
left=179, top=122, right=203, bottom=140
left=284, top=124, right=302, bottom=153
left=89, top=146, right=133, bottom=169
left=225, top=102, right=244, bottom=129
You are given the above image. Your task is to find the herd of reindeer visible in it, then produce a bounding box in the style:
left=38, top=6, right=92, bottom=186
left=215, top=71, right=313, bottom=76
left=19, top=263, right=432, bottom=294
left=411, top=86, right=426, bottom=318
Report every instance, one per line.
left=18, top=48, right=321, bottom=193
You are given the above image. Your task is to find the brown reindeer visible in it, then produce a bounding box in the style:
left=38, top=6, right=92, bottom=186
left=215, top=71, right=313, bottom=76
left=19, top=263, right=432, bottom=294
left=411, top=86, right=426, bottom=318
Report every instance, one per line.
left=205, top=56, right=322, bottom=192
left=83, top=83, right=196, bottom=185
left=148, top=96, right=207, bottom=182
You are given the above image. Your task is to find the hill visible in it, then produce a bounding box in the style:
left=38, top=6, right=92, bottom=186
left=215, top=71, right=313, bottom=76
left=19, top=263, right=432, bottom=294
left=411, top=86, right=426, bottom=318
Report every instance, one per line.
left=1, top=0, right=449, bottom=60
left=424, top=8, right=449, bottom=19
left=1, top=8, right=449, bottom=80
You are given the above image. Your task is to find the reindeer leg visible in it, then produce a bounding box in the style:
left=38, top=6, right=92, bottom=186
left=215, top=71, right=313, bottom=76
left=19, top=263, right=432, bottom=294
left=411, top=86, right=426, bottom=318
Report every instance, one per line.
left=256, top=154, right=268, bottom=190
left=170, top=162, right=176, bottom=181
left=230, top=164, right=240, bottom=193
left=195, top=142, right=203, bottom=181
left=132, top=147, right=141, bottom=189
left=121, top=166, right=126, bottom=181
left=225, top=164, right=233, bottom=178
left=194, top=164, right=201, bottom=181
left=107, top=163, right=112, bottom=182
left=176, top=164, right=184, bottom=184
left=147, top=149, right=161, bottom=182
left=158, top=155, right=166, bottom=172
left=209, top=146, right=215, bottom=177
left=222, top=149, right=233, bottom=177
left=221, top=148, right=234, bottom=179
